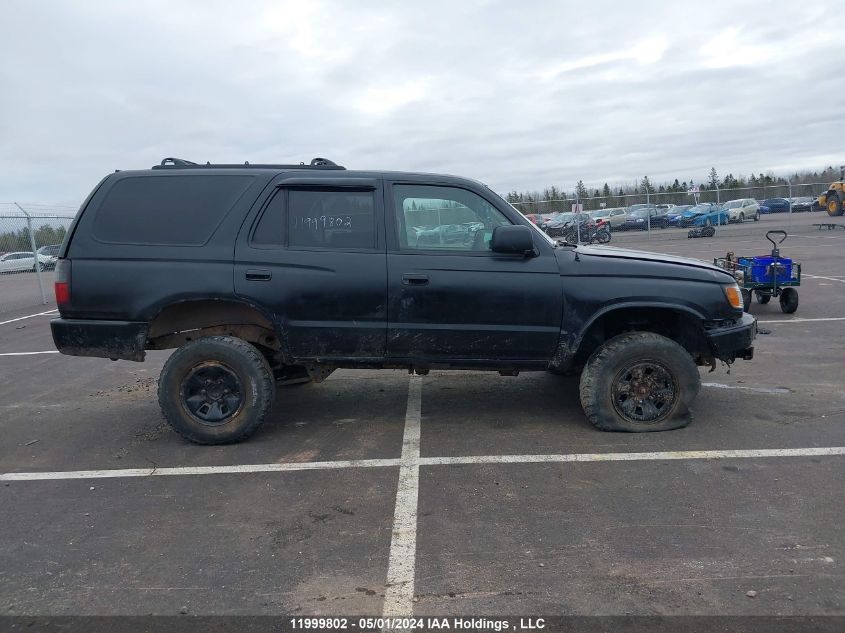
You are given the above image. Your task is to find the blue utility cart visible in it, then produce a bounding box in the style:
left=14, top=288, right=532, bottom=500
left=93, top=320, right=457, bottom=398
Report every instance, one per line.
left=713, top=230, right=801, bottom=313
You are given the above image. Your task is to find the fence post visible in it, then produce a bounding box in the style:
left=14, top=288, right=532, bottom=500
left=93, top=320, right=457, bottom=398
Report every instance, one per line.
left=14, top=203, right=48, bottom=305
left=787, top=178, right=792, bottom=230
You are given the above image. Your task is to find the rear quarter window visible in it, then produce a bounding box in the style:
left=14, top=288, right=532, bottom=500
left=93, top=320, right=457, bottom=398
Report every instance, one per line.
left=92, top=175, right=254, bottom=245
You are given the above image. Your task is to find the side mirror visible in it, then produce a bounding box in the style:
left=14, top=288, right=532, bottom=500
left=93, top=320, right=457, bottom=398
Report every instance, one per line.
left=491, top=225, right=535, bottom=256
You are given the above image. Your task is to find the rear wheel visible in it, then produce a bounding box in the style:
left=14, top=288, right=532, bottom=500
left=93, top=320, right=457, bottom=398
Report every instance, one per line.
left=158, top=336, right=275, bottom=444
left=579, top=332, right=700, bottom=432
left=595, top=229, right=611, bottom=244
left=827, top=192, right=843, bottom=217
left=779, top=288, right=799, bottom=314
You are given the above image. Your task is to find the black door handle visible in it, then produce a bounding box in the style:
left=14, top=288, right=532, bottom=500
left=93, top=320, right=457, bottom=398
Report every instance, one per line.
left=402, top=273, right=429, bottom=286
left=245, top=269, right=272, bottom=281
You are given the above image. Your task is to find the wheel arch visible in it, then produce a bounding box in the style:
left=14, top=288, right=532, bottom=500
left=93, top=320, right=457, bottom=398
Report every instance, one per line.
left=553, top=303, right=711, bottom=373
left=146, top=298, right=283, bottom=353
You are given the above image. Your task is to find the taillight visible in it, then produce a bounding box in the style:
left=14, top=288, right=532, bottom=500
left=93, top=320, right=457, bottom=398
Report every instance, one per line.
left=55, top=259, right=70, bottom=305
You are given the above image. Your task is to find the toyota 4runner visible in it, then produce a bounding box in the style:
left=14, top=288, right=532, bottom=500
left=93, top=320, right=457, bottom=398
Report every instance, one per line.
left=51, top=158, right=756, bottom=444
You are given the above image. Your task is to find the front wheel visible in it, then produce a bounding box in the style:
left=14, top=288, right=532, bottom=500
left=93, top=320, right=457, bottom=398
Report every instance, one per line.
left=827, top=193, right=844, bottom=217
left=595, top=229, right=611, bottom=244
left=579, top=332, right=700, bottom=432
left=754, top=210, right=760, bottom=221
left=158, top=336, right=275, bottom=444
left=739, top=212, right=745, bottom=223
left=779, top=288, right=799, bottom=314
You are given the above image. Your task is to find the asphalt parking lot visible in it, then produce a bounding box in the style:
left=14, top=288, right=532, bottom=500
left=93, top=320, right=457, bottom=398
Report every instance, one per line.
left=1, top=213, right=843, bottom=619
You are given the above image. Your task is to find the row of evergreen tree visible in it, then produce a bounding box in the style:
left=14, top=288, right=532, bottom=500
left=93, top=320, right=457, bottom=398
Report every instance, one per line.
left=505, top=166, right=841, bottom=213
left=0, top=224, right=67, bottom=254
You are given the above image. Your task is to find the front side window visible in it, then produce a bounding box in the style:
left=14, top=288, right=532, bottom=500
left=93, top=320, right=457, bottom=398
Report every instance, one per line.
left=393, top=184, right=511, bottom=251
left=288, top=189, right=375, bottom=249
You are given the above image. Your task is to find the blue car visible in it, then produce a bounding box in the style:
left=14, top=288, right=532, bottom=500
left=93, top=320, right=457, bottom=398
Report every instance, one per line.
left=666, top=205, right=694, bottom=226
left=679, top=203, right=729, bottom=227
left=760, top=198, right=790, bottom=214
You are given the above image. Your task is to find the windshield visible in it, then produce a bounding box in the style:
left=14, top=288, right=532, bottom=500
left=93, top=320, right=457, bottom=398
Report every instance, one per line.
left=723, top=200, right=743, bottom=209
left=793, top=197, right=812, bottom=203
left=509, top=203, right=557, bottom=246
left=628, top=204, right=655, bottom=213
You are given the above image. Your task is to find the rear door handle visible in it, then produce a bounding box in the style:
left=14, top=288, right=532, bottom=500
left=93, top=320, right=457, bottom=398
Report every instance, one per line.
left=402, top=273, right=429, bottom=286
left=245, top=269, right=272, bottom=281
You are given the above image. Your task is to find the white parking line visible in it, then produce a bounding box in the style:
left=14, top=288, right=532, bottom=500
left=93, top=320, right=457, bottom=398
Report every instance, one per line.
left=804, top=274, right=845, bottom=283
left=702, top=382, right=790, bottom=394
left=383, top=376, right=423, bottom=619
left=0, top=351, right=59, bottom=357
left=417, top=447, right=845, bottom=467
left=3, top=446, right=843, bottom=482
left=761, top=317, right=845, bottom=324
left=0, top=458, right=402, bottom=481
left=0, top=310, right=58, bottom=326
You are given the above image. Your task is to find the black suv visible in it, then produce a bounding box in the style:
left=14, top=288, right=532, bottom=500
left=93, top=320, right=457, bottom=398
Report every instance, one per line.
left=52, top=158, right=756, bottom=444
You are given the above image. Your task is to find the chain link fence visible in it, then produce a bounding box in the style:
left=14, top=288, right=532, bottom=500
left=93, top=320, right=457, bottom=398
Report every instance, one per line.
left=507, top=182, right=829, bottom=215
left=0, top=203, right=76, bottom=315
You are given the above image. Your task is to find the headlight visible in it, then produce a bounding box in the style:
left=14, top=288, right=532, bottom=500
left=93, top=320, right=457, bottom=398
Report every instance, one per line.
left=724, top=283, right=743, bottom=310
left=636, top=218, right=644, bottom=222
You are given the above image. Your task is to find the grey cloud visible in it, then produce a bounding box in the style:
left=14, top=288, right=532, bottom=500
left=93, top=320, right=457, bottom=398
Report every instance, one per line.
left=1, top=0, right=844, bottom=205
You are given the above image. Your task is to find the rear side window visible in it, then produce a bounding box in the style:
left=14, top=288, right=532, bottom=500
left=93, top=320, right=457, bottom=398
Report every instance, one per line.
left=93, top=175, right=254, bottom=245
left=288, top=189, right=375, bottom=249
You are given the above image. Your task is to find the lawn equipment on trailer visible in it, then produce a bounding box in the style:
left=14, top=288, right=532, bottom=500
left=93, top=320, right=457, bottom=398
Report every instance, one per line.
left=713, top=230, right=801, bottom=313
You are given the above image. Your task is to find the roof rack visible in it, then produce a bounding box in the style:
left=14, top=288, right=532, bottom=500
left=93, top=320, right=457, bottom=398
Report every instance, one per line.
left=151, top=157, right=345, bottom=170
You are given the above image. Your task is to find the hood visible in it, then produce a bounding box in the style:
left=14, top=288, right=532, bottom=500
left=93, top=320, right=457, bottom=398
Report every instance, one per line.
left=571, top=244, right=733, bottom=277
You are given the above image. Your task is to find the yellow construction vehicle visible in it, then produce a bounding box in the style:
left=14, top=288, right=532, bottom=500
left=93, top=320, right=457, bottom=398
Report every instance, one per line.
left=819, top=166, right=845, bottom=216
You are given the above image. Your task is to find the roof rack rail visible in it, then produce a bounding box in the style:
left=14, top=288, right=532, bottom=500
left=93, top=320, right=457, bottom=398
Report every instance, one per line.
left=151, top=157, right=345, bottom=170
left=159, top=157, right=197, bottom=167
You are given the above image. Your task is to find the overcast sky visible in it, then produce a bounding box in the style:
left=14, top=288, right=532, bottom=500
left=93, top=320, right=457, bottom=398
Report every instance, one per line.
left=1, top=0, right=843, bottom=207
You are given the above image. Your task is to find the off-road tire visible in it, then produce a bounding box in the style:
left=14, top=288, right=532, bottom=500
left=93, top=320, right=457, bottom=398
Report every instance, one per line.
left=579, top=332, right=700, bottom=432
left=827, top=192, right=843, bottom=217
left=158, top=336, right=275, bottom=444
left=779, top=288, right=799, bottom=314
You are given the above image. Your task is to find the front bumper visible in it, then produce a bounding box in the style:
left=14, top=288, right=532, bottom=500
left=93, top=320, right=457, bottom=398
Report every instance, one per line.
left=704, top=313, right=756, bottom=361
left=51, top=318, right=148, bottom=362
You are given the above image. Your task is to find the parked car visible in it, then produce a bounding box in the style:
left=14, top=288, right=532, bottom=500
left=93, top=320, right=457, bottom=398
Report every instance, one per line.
left=37, top=244, right=61, bottom=270
left=721, top=199, right=760, bottom=223
left=622, top=205, right=669, bottom=230
left=0, top=251, right=53, bottom=273
left=666, top=205, right=694, bottom=226
left=542, top=212, right=593, bottom=237
left=51, top=156, right=755, bottom=443
left=789, top=197, right=815, bottom=213
left=590, top=207, right=627, bottom=230
left=679, top=203, right=729, bottom=228
left=759, top=198, right=790, bottom=214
